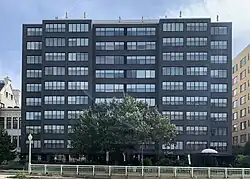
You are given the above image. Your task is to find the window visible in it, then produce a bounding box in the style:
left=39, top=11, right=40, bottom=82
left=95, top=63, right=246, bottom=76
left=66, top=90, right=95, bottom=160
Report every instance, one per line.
left=163, top=52, right=183, bottom=61
left=45, top=81, right=65, bottom=90
left=27, top=56, right=42, bottom=64
left=44, top=125, right=64, bottom=134
left=163, top=38, right=184, bottom=46
left=44, top=96, right=65, bottom=105
left=240, top=83, right=247, bottom=92
left=233, top=100, right=238, bottom=109
left=68, top=38, right=88, bottom=47
left=186, top=67, right=207, bottom=76
left=68, top=81, right=88, bottom=90
left=136, top=98, right=155, bottom=106
left=68, top=67, right=88, bottom=76
left=240, top=96, right=246, bottom=105
left=186, top=82, right=208, bottom=91
left=233, top=64, right=238, bottom=74
left=26, top=112, right=41, bottom=120
left=233, top=112, right=238, bottom=120
left=233, top=88, right=237, bottom=97
left=45, top=24, right=66, bottom=32
left=96, top=42, right=124, bottom=50
left=44, top=111, right=64, bottom=120
left=69, top=24, right=89, bottom=32
left=240, top=134, right=247, bottom=143
left=186, top=141, right=207, bottom=151
left=96, top=84, right=124, bottom=92
left=68, top=111, right=82, bottom=120
left=127, top=27, right=156, bottom=36
left=163, top=141, right=184, bottom=150
left=186, top=126, right=208, bottom=135
left=27, top=42, right=42, bottom=50
left=176, top=126, right=184, bottom=135
left=27, top=28, right=42, bottom=36
left=44, top=140, right=64, bottom=149
left=162, top=96, right=184, bottom=105
left=211, top=26, right=228, bottom=35
left=211, top=98, right=228, bottom=107
left=233, top=125, right=238, bottom=132
left=233, top=136, right=238, bottom=145
left=45, top=53, right=65, bottom=61
left=127, top=42, right=156, bottom=50
left=162, top=67, right=183, bottom=76
left=186, top=112, right=207, bottom=121
left=26, top=98, right=41, bottom=106
left=210, top=70, right=227, bottom=78
left=68, top=126, right=73, bottom=133
left=26, top=126, right=41, bottom=134
left=162, top=111, right=184, bottom=120
left=96, top=28, right=124, bottom=36
left=211, top=55, right=228, bottom=64
left=186, top=37, right=207, bottom=46
left=186, top=97, right=208, bottom=106
left=6, top=117, right=11, bottom=129
left=127, top=56, right=155, bottom=64
left=211, top=41, right=227, bottom=49
left=68, top=96, right=88, bottom=105
left=13, top=117, right=18, bottom=129
left=26, top=70, right=42, bottom=78
left=211, top=84, right=227, bottom=92
left=96, top=70, right=124, bottom=78
left=163, top=23, right=184, bottom=32
left=240, top=70, right=247, bottom=79
left=211, top=128, right=227, bottom=136
left=96, top=56, right=124, bottom=64
left=187, top=23, right=207, bottom=31
left=26, top=84, right=41, bottom=92
left=210, top=142, right=227, bottom=152
left=126, top=84, right=155, bottom=92
left=45, top=38, right=65, bottom=47
left=127, top=70, right=155, bottom=78
left=162, top=82, right=183, bottom=91
left=186, top=52, right=207, bottom=61
left=45, top=67, right=65, bottom=75
left=68, top=53, right=88, bottom=61
left=240, top=57, right=247, bottom=67
left=232, top=77, right=237, bottom=85
left=241, top=109, right=246, bottom=117
left=26, top=140, right=41, bottom=148
left=95, top=98, right=123, bottom=104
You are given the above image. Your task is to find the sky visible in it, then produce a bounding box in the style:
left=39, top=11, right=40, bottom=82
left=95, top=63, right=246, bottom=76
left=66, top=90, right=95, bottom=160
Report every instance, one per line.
left=0, top=0, right=250, bottom=89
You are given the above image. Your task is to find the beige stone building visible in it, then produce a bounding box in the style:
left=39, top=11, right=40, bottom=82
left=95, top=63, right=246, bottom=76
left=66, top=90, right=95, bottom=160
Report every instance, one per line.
left=232, top=45, right=250, bottom=146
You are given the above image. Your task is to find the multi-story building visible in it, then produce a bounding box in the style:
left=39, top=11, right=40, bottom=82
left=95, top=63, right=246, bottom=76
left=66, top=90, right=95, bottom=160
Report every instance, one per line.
left=22, top=18, right=232, bottom=160
left=0, top=77, right=21, bottom=151
left=232, top=45, right=250, bottom=146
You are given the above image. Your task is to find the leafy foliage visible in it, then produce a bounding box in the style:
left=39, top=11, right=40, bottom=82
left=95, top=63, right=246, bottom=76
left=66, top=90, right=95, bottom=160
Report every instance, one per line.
left=244, top=141, right=250, bottom=155
left=70, top=96, right=176, bottom=155
left=0, top=128, right=15, bottom=164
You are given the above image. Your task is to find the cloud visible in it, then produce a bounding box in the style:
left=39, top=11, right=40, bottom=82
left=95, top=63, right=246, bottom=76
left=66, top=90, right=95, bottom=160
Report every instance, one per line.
left=164, top=0, right=250, bottom=56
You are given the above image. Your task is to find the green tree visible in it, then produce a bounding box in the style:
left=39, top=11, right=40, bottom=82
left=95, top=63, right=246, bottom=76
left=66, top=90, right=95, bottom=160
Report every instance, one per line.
left=70, top=96, right=176, bottom=162
left=244, top=141, right=250, bottom=155
left=0, top=128, right=15, bottom=164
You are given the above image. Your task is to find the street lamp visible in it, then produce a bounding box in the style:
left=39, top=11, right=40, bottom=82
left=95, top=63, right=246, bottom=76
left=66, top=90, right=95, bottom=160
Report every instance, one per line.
left=141, top=142, right=144, bottom=167
left=28, top=134, right=33, bottom=174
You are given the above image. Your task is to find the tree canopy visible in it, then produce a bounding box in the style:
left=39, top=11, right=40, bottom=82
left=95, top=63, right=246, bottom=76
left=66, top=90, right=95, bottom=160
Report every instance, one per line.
left=70, top=96, right=176, bottom=156
left=0, top=128, right=15, bottom=164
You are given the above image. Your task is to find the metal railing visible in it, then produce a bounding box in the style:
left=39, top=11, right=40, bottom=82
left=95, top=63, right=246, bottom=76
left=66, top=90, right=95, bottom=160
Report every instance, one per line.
left=29, top=164, right=250, bottom=178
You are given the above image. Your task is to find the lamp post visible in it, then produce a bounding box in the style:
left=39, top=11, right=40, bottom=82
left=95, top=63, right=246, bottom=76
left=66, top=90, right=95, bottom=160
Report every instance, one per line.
left=141, top=142, right=144, bottom=167
left=28, top=134, right=33, bottom=174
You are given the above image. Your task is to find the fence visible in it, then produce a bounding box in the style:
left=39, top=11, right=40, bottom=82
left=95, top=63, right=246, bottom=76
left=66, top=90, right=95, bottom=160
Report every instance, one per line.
left=30, top=164, right=250, bottom=178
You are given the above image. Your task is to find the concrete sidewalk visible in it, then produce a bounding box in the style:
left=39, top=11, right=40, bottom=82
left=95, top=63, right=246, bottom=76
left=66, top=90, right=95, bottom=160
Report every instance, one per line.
left=0, top=175, right=13, bottom=179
